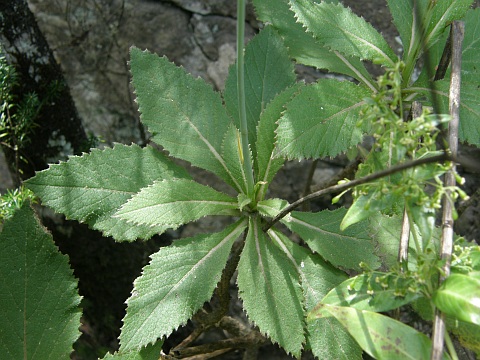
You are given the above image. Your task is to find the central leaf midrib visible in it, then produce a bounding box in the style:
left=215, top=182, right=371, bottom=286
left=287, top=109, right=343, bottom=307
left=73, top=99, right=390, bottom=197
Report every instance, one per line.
left=124, top=220, right=246, bottom=348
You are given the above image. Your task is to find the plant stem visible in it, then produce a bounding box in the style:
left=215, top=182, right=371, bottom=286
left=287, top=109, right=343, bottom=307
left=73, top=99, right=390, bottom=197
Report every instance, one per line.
left=398, top=101, right=422, bottom=268
left=237, top=0, right=255, bottom=197
left=431, top=20, right=464, bottom=360
left=263, top=153, right=451, bottom=231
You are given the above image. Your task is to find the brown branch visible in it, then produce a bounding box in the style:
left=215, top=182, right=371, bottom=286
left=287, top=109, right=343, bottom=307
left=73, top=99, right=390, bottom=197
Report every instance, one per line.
left=398, top=101, right=423, bottom=267
left=433, top=26, right=453, bottom=81
left=263, top=153, right=452, bottom=231
left=171, top=331, right=266, bottom=359
left=431, top=20, right=464, bottom=360
left=301, top=159, right=318, bottom=211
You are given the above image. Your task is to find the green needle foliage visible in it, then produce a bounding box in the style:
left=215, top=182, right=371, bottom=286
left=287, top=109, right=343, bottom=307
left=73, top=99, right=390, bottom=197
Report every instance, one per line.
left=1, top=0, right=477, bottom=359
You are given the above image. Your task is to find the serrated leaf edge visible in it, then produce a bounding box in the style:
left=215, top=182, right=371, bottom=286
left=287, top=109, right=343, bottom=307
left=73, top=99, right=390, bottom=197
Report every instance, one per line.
left=237, top=218, right=304, bottom=357
left=130, top=48, right=245, bottom=193
left=120, top=218, right=248, bottom=351
left=288, top=0, right=397, bottom=67
left=114, top=178, right=239, bottom=229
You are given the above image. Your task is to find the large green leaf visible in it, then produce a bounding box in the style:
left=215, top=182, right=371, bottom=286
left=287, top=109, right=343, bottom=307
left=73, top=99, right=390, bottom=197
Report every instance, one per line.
left=0, top=205, right=81, bottom=359
left=255, top=84, right=302, bottom=195
left=275, top=79, right=370, bottom=160
left=224, top=25, right=296, bottom=159
left=237, top=217, right=304, bottom=357
left=368, top=213, right=415, bottom=269
left=321, top=272, right=420, bottom=312
left=221, top=123, right=249, bottom=195
left=289, top=0, right=398, bottom=67
left=341, top=190, right=403, bottom=231
left=116, top=179, right=239, bottom=229
left=268, top=228, right=361, bottom=360
left=25, top=144, right=188, bottom=241
left=386, top=0, right=419, bottom=61
left=309, top=304, right=448, bottom=360
left=422, top=0, right=473, bottom=54
left=119, top=219, right=247, bottom=351
left=433, top=272, right=480, bottom=325
left=411, top=80, right=480, bottom=146
left=461, top=8, right=480, bottom=78
left=251, top=0, right=376, bottom=90
left=283, top=209, right=380, bottom=271
left=129, top=47, right=244, bottom=192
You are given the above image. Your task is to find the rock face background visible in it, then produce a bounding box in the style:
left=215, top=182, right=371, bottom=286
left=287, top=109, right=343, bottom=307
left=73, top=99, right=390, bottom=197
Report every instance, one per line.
left=25, top=0, right=401, bottom=144
left=26, top=0, right=479, bottom=242
left=27, top=0, right=258, bottom=146
left=3, top=0, right=478, bottom=358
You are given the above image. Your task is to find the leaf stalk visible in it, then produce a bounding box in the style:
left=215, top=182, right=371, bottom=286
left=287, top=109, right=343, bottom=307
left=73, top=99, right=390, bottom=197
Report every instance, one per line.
left=237, top=0, right=255, bottom=197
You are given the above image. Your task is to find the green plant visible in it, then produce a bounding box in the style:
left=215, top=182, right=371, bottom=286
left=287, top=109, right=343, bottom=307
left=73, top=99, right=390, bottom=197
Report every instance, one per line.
left=1, top=0, right=479, bottom=359
left=0, top=49, right=64, bottom=182
left=0, top=185, right=36, bottom=222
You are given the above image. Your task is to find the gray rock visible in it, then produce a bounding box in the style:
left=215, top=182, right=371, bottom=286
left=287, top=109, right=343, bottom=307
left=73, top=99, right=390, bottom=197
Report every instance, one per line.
left=168, top=0, right=237, bottom=17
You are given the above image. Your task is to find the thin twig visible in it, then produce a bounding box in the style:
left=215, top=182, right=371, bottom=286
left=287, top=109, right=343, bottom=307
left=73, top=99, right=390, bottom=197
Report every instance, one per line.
left=171, top=332, right=265, bottom=359
left=431, top=20, right=464, bottom=360
left=263, top=153, right=451, bottom=231
left=301, top=159, right=318, bottom=211
left=398, top=101, right=423, bottom=267
left=434, top=26, right=453, bottom=81
left=236, top=0, right=255, bottom=196
left=398, top=208, right=410, bottom=266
